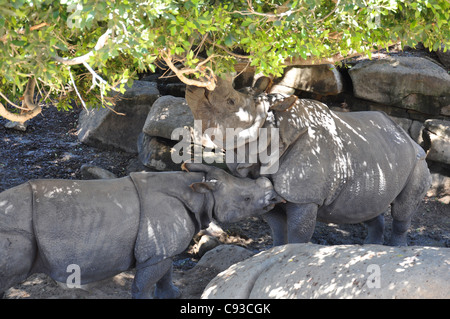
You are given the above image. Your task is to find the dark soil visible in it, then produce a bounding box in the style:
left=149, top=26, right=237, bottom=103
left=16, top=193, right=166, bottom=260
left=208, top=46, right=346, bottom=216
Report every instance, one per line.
left=0, top=104, right=448, bottom=299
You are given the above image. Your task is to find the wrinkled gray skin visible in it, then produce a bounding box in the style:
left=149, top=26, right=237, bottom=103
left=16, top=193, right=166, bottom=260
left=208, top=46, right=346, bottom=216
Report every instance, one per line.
left=0, top=163, right=281, bottom=299
left=186, top=78, right=432, bottom=246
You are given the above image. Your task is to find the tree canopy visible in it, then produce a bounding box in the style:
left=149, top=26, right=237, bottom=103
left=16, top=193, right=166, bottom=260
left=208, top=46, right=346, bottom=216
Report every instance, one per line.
left=0, top=0, right=449, bottom=122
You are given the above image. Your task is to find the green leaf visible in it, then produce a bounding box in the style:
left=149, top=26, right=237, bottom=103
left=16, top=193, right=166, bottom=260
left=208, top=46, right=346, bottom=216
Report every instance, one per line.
left=174, top=46, right=185, bottom=55
left=11, top=40, right=26, bottom=46
left=224, top=34, right=234, bottom=47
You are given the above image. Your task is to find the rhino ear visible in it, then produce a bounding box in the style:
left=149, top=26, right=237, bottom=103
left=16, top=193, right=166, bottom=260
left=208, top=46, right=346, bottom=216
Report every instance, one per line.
left=253, top=76, right=272, bottom=95
left=269, top=95, right=298, bottom=112
left=190, top=180, right=218, bottom=194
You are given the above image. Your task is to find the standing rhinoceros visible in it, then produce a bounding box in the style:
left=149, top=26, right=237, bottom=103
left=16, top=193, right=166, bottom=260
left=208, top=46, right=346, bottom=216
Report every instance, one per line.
left=0, top=163, right=281, bottom=299
left=186, top=78, right=431, bottom=246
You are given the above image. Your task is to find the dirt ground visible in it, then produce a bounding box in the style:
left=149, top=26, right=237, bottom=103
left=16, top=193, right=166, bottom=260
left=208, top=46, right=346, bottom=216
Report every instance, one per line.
left=0, top=101, right=449, bottom=299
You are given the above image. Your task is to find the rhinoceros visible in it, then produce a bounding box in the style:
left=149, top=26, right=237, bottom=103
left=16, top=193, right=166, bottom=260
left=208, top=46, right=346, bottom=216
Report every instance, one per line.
left=186, top=77, right=432, bottom=246
left=0, top=163, right=281, bottom=299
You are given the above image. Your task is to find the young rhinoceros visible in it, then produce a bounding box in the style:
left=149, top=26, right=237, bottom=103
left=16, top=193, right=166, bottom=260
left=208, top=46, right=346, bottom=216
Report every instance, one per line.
left=0, top=163, right=282, bottom=299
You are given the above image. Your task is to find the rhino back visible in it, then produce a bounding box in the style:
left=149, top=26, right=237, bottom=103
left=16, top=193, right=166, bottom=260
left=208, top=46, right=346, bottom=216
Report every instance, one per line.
left=319, top=111, right=419, bottom=222
left=130, top=172, right=205, bottom=267
left=30, top=177, right=140, bottom=284
left=273, top=109, right=419, bottom=219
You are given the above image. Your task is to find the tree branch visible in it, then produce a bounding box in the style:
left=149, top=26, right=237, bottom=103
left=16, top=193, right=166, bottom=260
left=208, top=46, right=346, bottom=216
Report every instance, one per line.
left=285, top=41, right=401, bottom=66
left=204, top=36, right=251, bottom=59
left=0, top=22, right=50, bottom=44
left=233, top=0, right=301, bottom=21
left=52, top=29, right=112, bottom=66
left=316, top=0, right=340, bottom=23
left=159, top=49, right=217, bottom=91
left=285, top=51, right=361, bottom=66
left=0, top=77, right=41, bottom=123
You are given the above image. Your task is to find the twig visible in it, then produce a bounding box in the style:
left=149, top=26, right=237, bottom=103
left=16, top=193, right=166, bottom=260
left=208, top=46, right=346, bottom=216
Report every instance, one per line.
left=0, top=22, right=50, bottom=43
left=0, top=91, right=26, bottom=110
left=159, top=49, right=216, bottom=90
left=83, top=61, right=109, bottom=88
left=52, top=29, right=112, bottom=66
left=68, top=67, right=88, bottom=112
left=316, top=0, right=341, bottom=23
left=30, top=22, right=50, bottom=31
left=205, top=36, right=251, bottom=59
left=233, top=0, right=301, bottom=20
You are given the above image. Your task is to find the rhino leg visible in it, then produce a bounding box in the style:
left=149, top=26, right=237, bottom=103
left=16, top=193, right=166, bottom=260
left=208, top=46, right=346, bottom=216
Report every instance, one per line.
left=154, top=263, right=180, bottom=299
left=263, top=205, right=287, bottom=246
left=131, top=258, right=180, bottom=299
left=389, top=159, right=431, bottom=246
left=285, top=203, right=318, bottom=244
left=364, top=214, right=385, bottom=245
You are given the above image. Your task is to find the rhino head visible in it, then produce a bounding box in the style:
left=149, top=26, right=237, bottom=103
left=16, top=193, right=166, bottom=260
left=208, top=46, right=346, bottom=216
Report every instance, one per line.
left=186, top=77, right=271, bottom=150
left=183, top=163, right=284, bottom=223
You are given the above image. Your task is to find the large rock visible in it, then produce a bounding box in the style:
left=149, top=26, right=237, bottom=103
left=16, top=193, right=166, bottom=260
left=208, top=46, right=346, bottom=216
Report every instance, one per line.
left=348, top=56, right=450, bottom=116
left=77, top=81, right=160, bottom=153
left=137, top=132, right=227, bottom=171
left=422, top=119, right=450, bottom=165
left=80, top=164, right=117, bottom=180
left=138, top=95, right=226, bottom=170
left=142, top=95, right=194, bottom=141
left=271, top=64, right=344, bottom=95
left=436, top=45, right=450, bottom=68
left=202, top=243, right=450, bottom=299
left=389, top=116, right=424, bottom=143
left=196, top=245, right=254, bottom=272
left=137, top=133, right=180, bottom=171
left=175, top=245, right=255, bottom=299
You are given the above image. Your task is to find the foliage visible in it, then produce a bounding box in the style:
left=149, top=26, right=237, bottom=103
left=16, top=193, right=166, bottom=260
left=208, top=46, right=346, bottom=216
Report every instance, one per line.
left=0, top=0, right=449, bottom=120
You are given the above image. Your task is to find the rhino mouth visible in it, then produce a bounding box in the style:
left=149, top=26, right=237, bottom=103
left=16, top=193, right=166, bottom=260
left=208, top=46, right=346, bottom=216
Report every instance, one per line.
left=263, top=203, right=276, bottom=211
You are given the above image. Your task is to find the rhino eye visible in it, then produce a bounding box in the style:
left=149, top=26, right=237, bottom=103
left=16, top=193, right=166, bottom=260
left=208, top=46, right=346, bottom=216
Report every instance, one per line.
left=244, top=196, right=251, bottom=202
left=227, top=98, right=235, bottom=106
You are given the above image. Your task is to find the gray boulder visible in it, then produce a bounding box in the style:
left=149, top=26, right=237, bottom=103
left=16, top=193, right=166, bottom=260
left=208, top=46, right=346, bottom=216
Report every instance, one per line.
left=422, top=119, right=450, bottom=165
left=77, top=81, right=160, bottom=153
left=202, top=243, right=450, bottom=299
left=271, top=64, right=344, bottom=95
left=349, top=56, right=450, bottom=116
left=138, top=95, right=226, bottom=171
left=4, top=121, right=27, bottom=132
left=389, top=116, right=424, bottom=143
left=80, top=164, right=117, bottom=179
left=175, top=245, right=255, bottom=299
left=137, top=132, right=227, bottom=172
left=436, top=45, right=450, bottom=68
left=142, top=95, right=194, bottom=141
left=137, top=133, right=180, bottom=171
left=196, top=245, right=254, bottom=272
